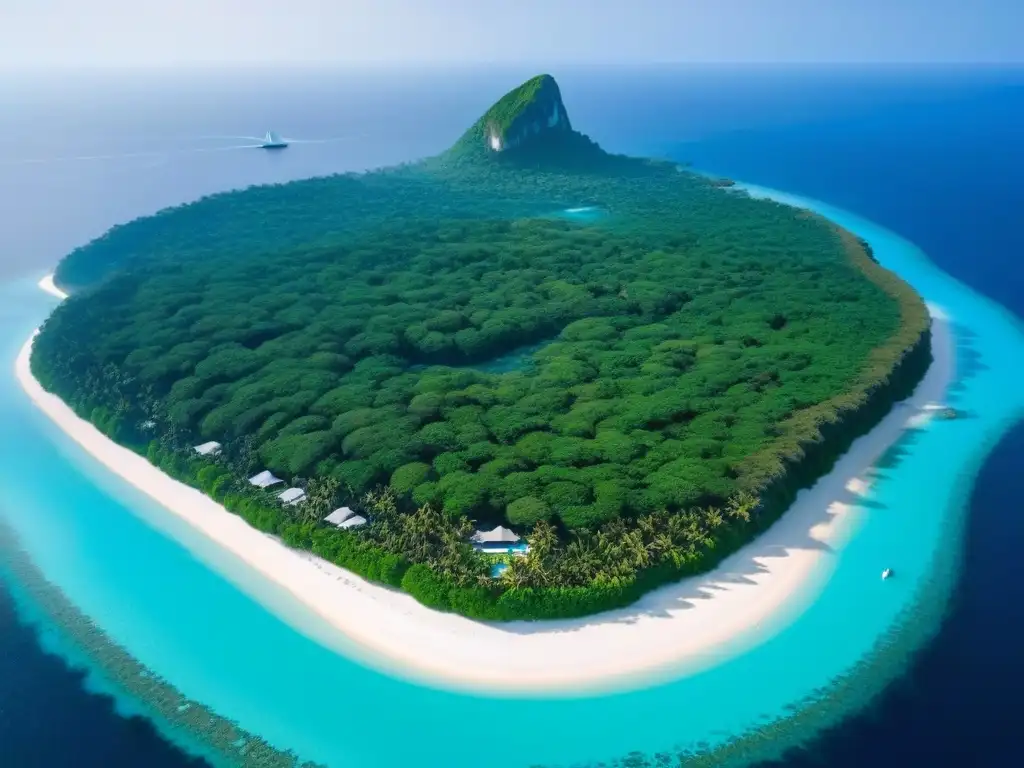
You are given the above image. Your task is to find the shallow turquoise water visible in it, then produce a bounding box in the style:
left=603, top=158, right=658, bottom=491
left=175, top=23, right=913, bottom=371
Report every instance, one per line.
left=411, top=337, right=551, bottom=375
left=556, top=205, right=606, bottom=222
left=1, top=190, right=1021, bottom=767
left=490, top=562, right=508, bottom=578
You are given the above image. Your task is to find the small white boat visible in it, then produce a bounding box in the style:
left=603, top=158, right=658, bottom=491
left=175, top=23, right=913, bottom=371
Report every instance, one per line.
left=882, top=568, right=893, bottom=580
left=260, top=131, right=288, bottom=149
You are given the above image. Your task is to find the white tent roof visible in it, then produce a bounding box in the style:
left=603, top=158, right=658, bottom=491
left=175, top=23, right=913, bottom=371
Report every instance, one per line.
left=248, top=470, right=283, bottom=488
left=325, top=506, right=358, bottom=526
left=278, top=487, right=306, bottom=505
left=193, top=441, right=222, bottom=456
left=339, top=515, right=367, bottom=529
left=471, top=525, right=521, bottom=544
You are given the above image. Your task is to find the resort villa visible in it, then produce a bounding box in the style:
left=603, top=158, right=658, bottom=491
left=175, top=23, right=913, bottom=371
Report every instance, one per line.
left=248, top=470, right=283, bottom=489
left=471, top=526, right=527, bottom=554
left=278, top=487, right=307, bottom=506
left=325, top=506, right=367, bottom=530
left=192, top=441, right=222, bottom=456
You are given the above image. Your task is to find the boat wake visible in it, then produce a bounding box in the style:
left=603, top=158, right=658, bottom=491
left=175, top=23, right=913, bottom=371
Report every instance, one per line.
left=197, top=134, right=360, bottom=145
left=285, top=136, right=362, bottom=144
left=0, top=143, right=257, bottom=167
left=0, top=135, right=361, bottom=167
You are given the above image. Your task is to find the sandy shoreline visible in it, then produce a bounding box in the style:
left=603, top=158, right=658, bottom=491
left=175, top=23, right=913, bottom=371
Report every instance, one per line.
left=16, top=273, right=954, bottom=693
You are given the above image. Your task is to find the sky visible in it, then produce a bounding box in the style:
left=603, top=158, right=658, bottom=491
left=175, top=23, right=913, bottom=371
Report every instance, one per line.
left=2, top=0, right=1022, bottom=70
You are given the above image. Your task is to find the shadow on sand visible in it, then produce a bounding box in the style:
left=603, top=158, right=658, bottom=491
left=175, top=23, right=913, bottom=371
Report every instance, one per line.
left=494, top=319, right=956, bottom=636
left=494, top=455, right=885, bottom=635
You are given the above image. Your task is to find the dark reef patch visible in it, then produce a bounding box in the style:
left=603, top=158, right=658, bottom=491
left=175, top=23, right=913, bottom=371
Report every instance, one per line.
left=0, top=522, right=326, bottom=768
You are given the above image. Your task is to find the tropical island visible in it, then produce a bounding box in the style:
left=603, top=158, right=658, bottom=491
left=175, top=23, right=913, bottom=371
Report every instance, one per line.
left=30, top=75, right=931, bottom=623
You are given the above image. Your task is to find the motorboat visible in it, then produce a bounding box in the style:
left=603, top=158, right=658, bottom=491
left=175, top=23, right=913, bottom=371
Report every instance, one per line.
left=882, top=568, right=893, bottom=580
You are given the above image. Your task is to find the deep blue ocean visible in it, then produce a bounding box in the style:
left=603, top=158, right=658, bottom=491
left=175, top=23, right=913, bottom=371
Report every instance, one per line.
left=1, top=65, right=1022, bottom=766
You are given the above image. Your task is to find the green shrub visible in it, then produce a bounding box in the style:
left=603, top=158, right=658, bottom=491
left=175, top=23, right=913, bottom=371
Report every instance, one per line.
left=506, top=496, right=552, bottom=526
left=401, top=564, right=452, bottom=611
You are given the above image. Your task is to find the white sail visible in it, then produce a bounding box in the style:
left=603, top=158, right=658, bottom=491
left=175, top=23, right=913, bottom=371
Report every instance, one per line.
left=260, top=130, right=287, bottom=149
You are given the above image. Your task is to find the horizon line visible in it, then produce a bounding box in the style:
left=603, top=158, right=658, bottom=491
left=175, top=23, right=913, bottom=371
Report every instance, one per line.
left=2, top=60, right=1023, bottom=74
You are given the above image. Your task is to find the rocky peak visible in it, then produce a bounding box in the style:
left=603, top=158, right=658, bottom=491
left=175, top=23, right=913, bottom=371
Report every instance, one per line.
left=450, top=74, right=575, bottom=157
left=441, top=73, right=628, bottom=172
left=480, top=74, right=573, bottom=152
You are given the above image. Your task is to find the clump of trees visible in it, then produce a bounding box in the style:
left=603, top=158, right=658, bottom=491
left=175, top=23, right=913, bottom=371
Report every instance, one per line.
left=132, top=420, right=772, bottom=618
left=31, top=115, right=930, bottom=619
left=33, top=212, right=900, bottom=533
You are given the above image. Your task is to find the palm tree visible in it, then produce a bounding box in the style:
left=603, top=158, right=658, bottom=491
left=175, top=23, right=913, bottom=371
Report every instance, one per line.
left=528, top=520, right=558, bottom=562
left=562, top=536, right=599, bottom=585
left=725, top=490, right=759, bottom=523
left=704, top=506, right=724, bottom=530
left=621, top=529, right=649, bottom=570
left=398, top=504, right=440, bottom=562
left=501, top=556, right=534, bottom=589
left=636, top=513, right=660, bottom=541
left=303, top=476, right=341, bottom=523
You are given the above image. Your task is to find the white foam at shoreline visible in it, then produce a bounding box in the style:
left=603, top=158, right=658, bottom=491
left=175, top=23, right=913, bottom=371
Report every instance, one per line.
left=16, top=260, right=954, bottom=693
left=38, top=273, right=68, bottom=300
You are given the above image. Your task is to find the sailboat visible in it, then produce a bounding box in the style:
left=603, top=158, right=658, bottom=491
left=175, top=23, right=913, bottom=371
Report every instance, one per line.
left=260, top=131, right=288, bottom=149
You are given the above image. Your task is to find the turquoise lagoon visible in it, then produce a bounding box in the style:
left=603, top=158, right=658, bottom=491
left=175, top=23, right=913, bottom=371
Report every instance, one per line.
left=556, top=205, right=607, bottom=222
left=1, top=189, right=1022, bottom=767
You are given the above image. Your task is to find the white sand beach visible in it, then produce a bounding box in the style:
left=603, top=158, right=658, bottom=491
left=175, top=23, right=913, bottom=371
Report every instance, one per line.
left=15, top=273, right=954, bottom=693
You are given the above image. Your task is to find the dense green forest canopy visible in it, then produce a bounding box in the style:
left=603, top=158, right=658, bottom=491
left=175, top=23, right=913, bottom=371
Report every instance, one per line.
left=33, top=75, right=927, bottom=616
left=37, top=170, right=902, bottom=525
